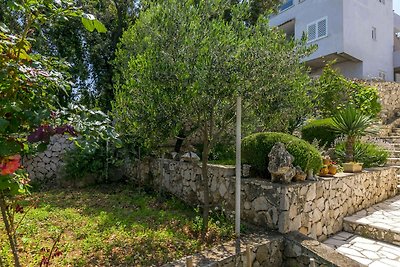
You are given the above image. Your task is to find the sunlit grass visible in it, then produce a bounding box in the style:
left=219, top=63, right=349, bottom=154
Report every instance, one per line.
left=0, top=184, right=233, bottom=266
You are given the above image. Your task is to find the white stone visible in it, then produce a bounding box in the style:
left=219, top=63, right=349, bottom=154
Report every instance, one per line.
left=252, top=197, right=269, bottom=212
left=306, top=184, right=316, bottom=201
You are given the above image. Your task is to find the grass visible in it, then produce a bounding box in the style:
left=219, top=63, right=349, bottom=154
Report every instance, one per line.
left=0, top=184, right=234, bottom=266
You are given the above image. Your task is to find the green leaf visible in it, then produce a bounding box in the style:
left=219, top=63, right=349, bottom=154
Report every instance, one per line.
left=0, top=22, right=9, bottom=33
left=93, top=20, right=107, bottom=33
left=37, top=142, right=48, bottom=153
left=0, top=139, right=21, bottom=156
left=81, top=17, right=95, bottom=32
left=0, top=118, right=9, bottom=133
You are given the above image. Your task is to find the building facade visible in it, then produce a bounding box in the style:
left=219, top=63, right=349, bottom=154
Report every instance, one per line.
left=270, top=0, right=400, bottom=81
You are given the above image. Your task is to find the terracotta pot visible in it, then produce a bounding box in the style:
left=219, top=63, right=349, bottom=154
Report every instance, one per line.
left=319, top=167, right=329, bottom=176
left=328, top=165, right=337, bottom=175
left=343, top=162, right=363, bottom=173
left=323, top=158, right=331, bottom=165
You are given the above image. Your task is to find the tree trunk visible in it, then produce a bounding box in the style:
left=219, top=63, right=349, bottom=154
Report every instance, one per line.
left=201, top=128, right=210, bottom=240
left=345, top=135, right=356, bottom=162
left=0, top=195, right=20, bottom=267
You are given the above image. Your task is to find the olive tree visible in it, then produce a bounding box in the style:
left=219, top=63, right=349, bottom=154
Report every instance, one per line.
left=113, top=0, right=314, bottom=235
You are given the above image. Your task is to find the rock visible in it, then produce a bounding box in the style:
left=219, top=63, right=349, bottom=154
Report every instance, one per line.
left=242, top=164, right=251, bottom=177
left=255, top=245, right=268, bottom=263
left=252, top=197, right=269, bottom=212
left=293, top=166, right=307, bottom=182
left=180, top=152, right=200, bottom=162
left=268, top=143, right=296, bottom=183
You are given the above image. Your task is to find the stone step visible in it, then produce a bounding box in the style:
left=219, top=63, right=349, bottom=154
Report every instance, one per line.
left=324, top=232, right=400, bottom=267
left=390, top=151, right=400, bottom=157
left=342, top=195, right=400, bottom=246
left=387, top=158, right=400, bottom=165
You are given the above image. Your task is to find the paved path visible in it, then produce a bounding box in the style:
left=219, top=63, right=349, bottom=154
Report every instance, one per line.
left=324, top=232, right=400, bottom=267
left=323, top=195, right=400, bottom=267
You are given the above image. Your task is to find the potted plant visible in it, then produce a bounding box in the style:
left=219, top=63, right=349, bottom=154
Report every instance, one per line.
left=331, top=106, right=374, bottom=173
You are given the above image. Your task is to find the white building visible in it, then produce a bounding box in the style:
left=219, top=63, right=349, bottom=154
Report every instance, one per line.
left=270, top=0, right=400, bottom=81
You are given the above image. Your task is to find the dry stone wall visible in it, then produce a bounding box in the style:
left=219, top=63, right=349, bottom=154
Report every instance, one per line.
left=23, top=134, right=74, bottom=182
left=163, top=233, right=283, bottom=267
left=128, top=159, right=397, bottom=242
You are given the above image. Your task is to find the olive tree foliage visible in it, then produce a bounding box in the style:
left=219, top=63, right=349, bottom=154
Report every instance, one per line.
left=113, top=0, right=314, bottom=234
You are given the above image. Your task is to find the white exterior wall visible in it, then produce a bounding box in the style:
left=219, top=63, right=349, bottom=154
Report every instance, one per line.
left=343, top=0, right=394, bottom=81
left=269, top=0, right=344, bottom=61
left=270, top=0, right=395, bottom=81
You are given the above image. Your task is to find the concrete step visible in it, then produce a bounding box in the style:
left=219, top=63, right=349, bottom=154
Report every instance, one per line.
left=390, top=151, right=400, bottom=157
left=342, top=195, right=400, bottom=246
left=387, top=158, right=400, bottom=165
left=324, top=232, right=400, bottom=266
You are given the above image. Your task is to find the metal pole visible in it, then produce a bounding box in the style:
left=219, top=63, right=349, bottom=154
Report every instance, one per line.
left=235, top=96, right=242, bottom=237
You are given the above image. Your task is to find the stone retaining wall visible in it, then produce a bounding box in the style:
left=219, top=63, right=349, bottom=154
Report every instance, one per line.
left=128, top=159, right=397, bottom=241
left=163, top=233, right=283, bottom=267
left=23, top=135, right=74, bottom=182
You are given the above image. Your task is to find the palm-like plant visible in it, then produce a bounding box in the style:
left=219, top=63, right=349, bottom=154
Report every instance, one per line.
left=331, top=106, right=374, bottom=162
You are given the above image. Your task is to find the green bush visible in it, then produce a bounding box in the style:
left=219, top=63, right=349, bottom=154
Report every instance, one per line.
left=334, top=141, right=389, bottom=168
left=62, top=142, right=124, bottom=183
left=315, top=65, right=381, bottom=117
left=242, top=132, right=322, bottom=177
left=301, top=118, right=338, bottom=147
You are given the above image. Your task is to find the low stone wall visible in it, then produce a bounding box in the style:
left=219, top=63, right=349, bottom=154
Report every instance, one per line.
left=163, top=233, right=283, bottom=267
left=23, top=135, right=74, bottom=182
left=129, top=159, right=397, bottom=242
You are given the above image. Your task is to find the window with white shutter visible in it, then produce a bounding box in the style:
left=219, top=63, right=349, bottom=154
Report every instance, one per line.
left=307, top=17, right=328, bottom=42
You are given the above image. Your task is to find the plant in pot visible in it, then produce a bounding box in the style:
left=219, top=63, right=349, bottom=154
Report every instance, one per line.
left=331, top=106, right=374, bottom=173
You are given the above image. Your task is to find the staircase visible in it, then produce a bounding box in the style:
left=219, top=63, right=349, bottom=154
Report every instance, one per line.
left=323, top=196, right=400, bottom=267
left=379, top=126, right=400, bottom=192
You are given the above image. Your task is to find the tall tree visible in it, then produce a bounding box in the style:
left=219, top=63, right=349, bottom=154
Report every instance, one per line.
left=113, top=0, right=314, bottom=234
left=1, top=0, right=140, bottom=111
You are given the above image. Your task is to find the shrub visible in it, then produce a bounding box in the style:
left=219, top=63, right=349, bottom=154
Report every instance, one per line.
left=301, top=118, right=338, bottom=147
left=334, top=141, right=389, bottom=168
left=242, top=132, right=322, bottom=177
left=62, top=142, right=124, bottom=184
left=315, top=65, right=381, bottom=117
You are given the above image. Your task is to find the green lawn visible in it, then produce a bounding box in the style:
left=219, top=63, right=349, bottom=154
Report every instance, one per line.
left=0, top=185, right=233, bottom=266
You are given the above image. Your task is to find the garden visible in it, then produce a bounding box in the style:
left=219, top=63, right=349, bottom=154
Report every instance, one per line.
left=0, top=0, right=392, bottom=266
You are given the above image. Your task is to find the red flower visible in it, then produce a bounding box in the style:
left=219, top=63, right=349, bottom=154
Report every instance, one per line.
left=0, top=155, right=21, bottom=175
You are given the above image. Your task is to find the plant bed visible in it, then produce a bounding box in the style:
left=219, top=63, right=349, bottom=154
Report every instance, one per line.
left=0, top=184, right=234, bottom=266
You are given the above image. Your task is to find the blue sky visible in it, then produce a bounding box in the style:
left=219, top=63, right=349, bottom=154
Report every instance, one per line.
left=395, top=0, right=400, bottom=15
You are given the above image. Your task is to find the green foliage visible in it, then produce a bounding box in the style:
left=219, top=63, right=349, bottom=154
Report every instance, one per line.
left=242, top=132, right=322, bottom=177
left=335, top=141, right=389, bottom=168
left=208, top=143, right=236, bottom=165
left=113, top=0, right=315, bottom=150
left=331, top=106, right=375, bottom=162
left=301, top=118, right=338, bottom=147
left=62, top=143, right=123, bottom=183
left=331, top=106, right=374, bottom=138
left=0, top=186, right=233, bottom=266
left=315, top=65, right=381, bottom=117
left=0, top=2, right=106, bottom=266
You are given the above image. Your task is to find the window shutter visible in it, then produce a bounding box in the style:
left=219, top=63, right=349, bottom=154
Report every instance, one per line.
left=317, top=19, right=327, bottom=38
left=308, top=24, right=317, bottom=41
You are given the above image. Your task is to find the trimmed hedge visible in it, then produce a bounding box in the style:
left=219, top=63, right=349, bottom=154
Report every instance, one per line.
left=335, top=141, right=389, bottom=168
left=301, top=118, right=338, bottom=147
left=242, top=132, right=322, bottom=177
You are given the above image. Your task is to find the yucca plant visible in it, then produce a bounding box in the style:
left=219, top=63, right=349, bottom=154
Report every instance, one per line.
left=331, top=106, right=374, bottom=162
